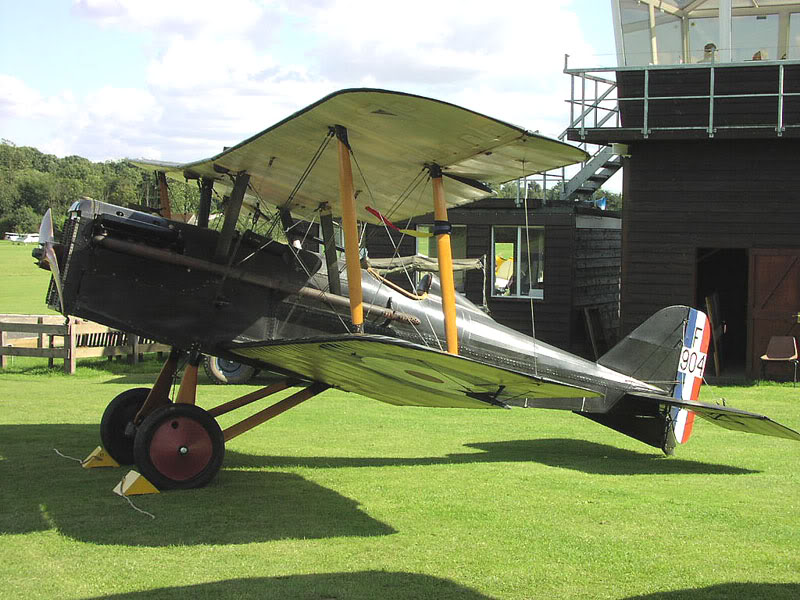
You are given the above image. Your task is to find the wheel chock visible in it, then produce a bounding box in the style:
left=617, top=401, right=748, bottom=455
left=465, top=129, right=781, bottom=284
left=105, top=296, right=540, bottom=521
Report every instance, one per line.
left=113, top=470, right=160, bottom=496
left=82, top=446, right=120, bottom=469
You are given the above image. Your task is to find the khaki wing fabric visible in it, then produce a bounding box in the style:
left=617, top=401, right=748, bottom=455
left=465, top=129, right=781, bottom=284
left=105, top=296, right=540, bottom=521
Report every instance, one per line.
left=230, top=335, right=601, bottom=409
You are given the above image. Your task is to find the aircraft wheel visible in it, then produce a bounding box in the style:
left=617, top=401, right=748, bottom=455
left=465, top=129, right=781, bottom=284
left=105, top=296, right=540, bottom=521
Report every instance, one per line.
left=203, top=355, right=257, bottom=385
left=133, top=403, right=225, bottom=490
left=100, top=387, right=151, bottom=465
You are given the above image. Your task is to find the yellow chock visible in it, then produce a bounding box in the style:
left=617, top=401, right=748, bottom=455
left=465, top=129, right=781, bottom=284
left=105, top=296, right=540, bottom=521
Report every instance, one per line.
left=82, top=446, right=120, bottom=469
left=113, top=470, right=160, bottom=496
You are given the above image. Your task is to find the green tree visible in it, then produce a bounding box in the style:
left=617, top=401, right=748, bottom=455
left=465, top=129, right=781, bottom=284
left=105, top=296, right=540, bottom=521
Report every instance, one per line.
left=2, top=204, right=40, bottom=233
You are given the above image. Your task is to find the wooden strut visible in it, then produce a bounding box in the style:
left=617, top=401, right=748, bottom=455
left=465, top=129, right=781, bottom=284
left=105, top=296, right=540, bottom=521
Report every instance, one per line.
left=319, top=204, right=342, bottom=296
left=134, top=348, right=181, bottom=424
left=156, top=171, right=172, bottom=219
left=214, top=172, right=250, bottom=263
left=197, top=178, right=214, bottom=229
left=222, top=382, right=329, bottom=442
left=207, top=379, right=295, bottom=418
left=335, top=125, right=364, bottom=333
left=430, top=165, right=459, bottom=355
left=175, top=352, right=202, bottom=405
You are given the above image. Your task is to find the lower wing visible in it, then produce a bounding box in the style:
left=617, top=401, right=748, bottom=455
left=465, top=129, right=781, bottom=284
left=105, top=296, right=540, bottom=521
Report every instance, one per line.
left=229, top=335, right=602, bottom=409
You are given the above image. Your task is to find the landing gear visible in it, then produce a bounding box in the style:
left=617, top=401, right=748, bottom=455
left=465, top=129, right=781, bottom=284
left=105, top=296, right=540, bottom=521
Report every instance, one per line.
left=100, top=387, right=151, bottom=465
left=99, top=349, right=326, bottom=491
left=133, top=403, right=225, bottom=490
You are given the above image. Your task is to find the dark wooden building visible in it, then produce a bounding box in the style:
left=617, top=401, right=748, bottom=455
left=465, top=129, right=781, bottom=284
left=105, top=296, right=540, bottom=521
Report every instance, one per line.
left=569, top=62, right=800, bottom=377
left=364, top=198, right=621, bottom=359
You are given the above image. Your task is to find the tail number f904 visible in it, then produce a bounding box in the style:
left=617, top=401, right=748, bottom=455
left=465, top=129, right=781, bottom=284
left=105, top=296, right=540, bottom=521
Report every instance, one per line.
left=678, top=346, right=707, bottom=377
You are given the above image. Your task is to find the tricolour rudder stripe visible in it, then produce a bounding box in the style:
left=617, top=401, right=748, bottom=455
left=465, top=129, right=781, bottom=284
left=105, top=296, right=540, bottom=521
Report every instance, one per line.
left=670, top=308, right=711, bottom=444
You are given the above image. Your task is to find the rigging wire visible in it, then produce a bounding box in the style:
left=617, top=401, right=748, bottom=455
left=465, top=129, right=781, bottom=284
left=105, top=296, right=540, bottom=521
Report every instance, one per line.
left=348, top=148, right=441, bottom=348
left=282, top=129, right=335, bottom=212
left=234, top=131, right=333, bottom=267
left=520, top=164, right=540, bottom=378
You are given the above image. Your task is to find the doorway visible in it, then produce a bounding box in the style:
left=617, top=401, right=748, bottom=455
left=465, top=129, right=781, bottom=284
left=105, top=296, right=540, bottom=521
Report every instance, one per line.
left=696, top=248, right=749, bottom=374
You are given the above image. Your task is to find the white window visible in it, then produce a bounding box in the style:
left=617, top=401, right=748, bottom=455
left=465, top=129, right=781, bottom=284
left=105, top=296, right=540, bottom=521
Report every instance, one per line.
left=416, top=224, right=467, bottom=293
left=492, top=226, right=544, bottom=299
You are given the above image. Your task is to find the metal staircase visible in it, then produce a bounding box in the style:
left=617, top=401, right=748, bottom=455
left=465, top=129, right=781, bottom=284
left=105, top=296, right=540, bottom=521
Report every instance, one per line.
left=561, top=146, right=622, bottom=202
left=535, top=62, right=623, bottom=204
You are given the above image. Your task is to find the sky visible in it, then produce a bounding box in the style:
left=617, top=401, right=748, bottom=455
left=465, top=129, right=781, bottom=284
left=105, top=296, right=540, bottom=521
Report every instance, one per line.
left=0, top=0, right=618, bottom=165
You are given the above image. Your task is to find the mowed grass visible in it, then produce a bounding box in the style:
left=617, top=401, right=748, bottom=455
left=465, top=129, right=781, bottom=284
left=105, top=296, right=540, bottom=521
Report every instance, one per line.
left=1, top=241, right=799, bottom=598
left=0, top=241, right=58, bottom=315
left=1, top=358, right=799, bottom=600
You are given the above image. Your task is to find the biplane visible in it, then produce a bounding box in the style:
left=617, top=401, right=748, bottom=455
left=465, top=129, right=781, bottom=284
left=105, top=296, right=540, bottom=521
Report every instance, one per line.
left=35, top=88, right=800, bottom=491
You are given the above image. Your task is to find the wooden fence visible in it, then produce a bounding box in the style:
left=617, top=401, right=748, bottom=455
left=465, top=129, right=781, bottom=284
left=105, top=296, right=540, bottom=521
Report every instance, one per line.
left=0, top=315, right=170, bottom=374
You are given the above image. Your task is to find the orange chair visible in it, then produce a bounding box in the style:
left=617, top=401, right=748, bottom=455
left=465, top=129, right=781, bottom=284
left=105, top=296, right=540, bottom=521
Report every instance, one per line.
left=760, top=336, right=798, bottom=386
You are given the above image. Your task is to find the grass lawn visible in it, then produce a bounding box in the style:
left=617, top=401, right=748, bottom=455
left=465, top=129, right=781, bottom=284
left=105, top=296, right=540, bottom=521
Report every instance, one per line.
left=1, top=357, right=799, bottom=599
left=0, top=241, right=58, bottom=315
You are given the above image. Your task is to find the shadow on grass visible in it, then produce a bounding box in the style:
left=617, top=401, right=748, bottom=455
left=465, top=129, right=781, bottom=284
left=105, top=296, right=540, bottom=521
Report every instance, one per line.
left=85, top=572, right=498, bottom=599
left=625, top=582, right=800, bottom=600
left=0, top=423, right=395, bottom=546
left=226, top=438, right=758, bottom=476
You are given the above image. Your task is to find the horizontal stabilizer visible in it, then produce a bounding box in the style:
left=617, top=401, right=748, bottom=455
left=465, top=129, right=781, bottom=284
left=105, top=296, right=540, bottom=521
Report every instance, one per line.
left=630, top=392, right=800, bottom=442
left=229, top=335, right=601, bottom=410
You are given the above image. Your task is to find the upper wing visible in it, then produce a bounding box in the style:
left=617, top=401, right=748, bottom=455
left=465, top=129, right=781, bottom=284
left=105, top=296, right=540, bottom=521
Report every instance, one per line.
left=130, top=88, right=588, bottom=222
left=229, top=335, right=602, bottom=410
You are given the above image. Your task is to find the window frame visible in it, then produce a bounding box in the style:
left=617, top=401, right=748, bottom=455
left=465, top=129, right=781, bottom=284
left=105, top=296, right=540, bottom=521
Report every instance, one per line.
left=491, top=225, right=545, bottom=300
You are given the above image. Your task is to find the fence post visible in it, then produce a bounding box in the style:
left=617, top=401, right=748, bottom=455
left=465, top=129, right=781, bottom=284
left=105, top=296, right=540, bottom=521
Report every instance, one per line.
left=65, top=317, right=77, bottom=374
left=129, top=333, right=140, bottom=365
left=0, top=326, right=6, bottom=369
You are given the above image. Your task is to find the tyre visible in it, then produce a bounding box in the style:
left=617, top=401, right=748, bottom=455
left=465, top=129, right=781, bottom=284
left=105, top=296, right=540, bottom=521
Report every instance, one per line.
left=203, top=355, right=257, bottom=384
left=133, top=403, right=225, bottom=490
left=100, top=387, right=150, bottom=465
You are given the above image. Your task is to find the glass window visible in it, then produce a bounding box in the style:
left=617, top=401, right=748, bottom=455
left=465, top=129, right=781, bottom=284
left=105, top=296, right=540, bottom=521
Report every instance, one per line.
left=416, top=224, right=467, bottom=293
left=621, top=1, right=652, bottom=66
left=689, top=18, right=719, bottom=63
left=655, top=15, right=683, bottom=65
left=733, top=14, right=778, bottom=62
left=492, top=226, right=544, bottom=300
left=790, top=13, right=800, bottom=60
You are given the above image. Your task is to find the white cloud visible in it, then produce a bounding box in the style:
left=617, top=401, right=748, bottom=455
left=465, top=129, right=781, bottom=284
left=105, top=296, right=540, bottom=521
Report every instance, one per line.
left=5, top=1, right=605, bottom=165
left=72, top=0, right=268, bottom=37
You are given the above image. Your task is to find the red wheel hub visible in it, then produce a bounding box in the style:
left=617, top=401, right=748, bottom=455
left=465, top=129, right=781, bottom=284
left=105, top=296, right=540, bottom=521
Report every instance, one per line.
left=149, top=417, right=213, bottom=481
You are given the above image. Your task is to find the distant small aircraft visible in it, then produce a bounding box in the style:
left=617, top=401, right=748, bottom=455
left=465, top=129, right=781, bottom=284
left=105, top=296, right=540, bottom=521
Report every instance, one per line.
left=35, top=89, right=800, bottom=491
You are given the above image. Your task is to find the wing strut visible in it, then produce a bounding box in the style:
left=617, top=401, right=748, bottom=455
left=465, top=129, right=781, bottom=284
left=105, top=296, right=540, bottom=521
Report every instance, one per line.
left=214, top=172, right=250, bottom=263
left=335, top=125, right=364, bottom=333
left=156, top=171, right=172, bottom=219
left=430, top=164, right=459, bottom=355
left=319, top=203, right=342, bottom=296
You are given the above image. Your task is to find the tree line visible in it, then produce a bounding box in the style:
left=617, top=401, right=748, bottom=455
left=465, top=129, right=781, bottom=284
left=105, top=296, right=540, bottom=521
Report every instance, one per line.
left=495, top=180, right=622, bottom=209
left=0, top=140, right=201, bottom=235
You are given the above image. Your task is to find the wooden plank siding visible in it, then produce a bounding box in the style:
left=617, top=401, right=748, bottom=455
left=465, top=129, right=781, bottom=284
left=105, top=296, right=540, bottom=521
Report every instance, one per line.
left=617, top=64, right=800, bottom=131
left=619, top=138, right=800, bottom=340
left=364, top=198, right=621, bottom=355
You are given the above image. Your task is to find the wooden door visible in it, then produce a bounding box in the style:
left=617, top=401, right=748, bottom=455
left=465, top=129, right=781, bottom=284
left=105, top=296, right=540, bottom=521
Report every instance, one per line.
left=748, top=249, right=800, bottom=377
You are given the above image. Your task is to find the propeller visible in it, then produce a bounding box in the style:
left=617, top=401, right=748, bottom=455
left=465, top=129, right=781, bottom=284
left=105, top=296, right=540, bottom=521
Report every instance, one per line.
left=38, top=209, right=65, bottom=314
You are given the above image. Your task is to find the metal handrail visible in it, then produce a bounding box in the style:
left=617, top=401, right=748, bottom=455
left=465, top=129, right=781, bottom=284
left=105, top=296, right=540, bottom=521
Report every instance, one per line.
left=566, top=60, right=796, bottom=138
